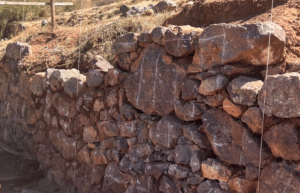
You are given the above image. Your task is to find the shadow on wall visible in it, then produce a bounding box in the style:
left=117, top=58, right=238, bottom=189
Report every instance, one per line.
left=164, top=0, right=288, bottom=28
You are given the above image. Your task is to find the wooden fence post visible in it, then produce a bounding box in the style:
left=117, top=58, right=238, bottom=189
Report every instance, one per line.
left=50, top=0, right=55, bottom=30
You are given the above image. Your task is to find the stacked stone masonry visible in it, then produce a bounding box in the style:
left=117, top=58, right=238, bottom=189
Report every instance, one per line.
left=1, top=22, right=300, bottom=193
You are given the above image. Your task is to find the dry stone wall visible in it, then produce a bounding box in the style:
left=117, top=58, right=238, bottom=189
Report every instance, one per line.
left=1, top=22, right=300, bottom=193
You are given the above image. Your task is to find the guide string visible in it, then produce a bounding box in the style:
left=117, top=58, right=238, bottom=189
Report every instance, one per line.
left=256, top=0, right=274, bottom=192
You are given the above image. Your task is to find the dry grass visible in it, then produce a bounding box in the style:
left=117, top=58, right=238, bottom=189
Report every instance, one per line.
left=0, top=0, right=186, bottom=73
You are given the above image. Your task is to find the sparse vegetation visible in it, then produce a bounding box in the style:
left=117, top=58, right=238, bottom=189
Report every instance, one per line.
left=0, top=0, right=183, bottom=73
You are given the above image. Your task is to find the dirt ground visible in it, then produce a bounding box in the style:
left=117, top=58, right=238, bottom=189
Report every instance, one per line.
left=0, top=152, right=74, bottom=193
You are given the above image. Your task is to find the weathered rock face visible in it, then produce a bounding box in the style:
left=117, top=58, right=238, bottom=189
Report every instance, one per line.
left=150, top=116, right=182, bottom=149
left=0, top=20, right=294, bottom=193
left=112, top=33, right=138, bottom=55
left=102, top=163, right=132, bottom=193
left=198, top=74, right=228, bottom=96
left=258, top=72, right=300, bottom=118
left=193, top=22, right=285, bottom=72
left=49, top=69, right=86, bottom=98
left=260, top=161, right=300, bottom=193
left=264, top=123, right=300, bottom=161
left=241, top=107, right=263, bottom=134
left=174, top=100, right=206, bottom=121
left=228, top=177, right=257, bottom=193
left=49, top=129, right=76, bottom=160
left=201, top=158, right=232, bottom=182
left=202, top=109, right=273, bottom=167
left=6, top=42, right=32, bottom=60
left=165, top=26, right=203, bottom=57
left=124, top=43, right=186, bottom=116
left=86, top=69, right=103, bottom=88
left=30, top=72, right=46, bottom=97
left=227, top=76, right=263, bottom=106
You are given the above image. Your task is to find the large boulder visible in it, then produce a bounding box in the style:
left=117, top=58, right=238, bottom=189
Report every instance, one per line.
left=202, top=109, right=273, bottom=167
left=259, top=161, right=300, bottom=193
left=6, top=42, right=32, bottom=60
left=258, top=72, right=300, bottom=118
left=193, top=22, right=285, bottom=72
left=124, top=43, right=186, bottom=116
left=264, top=123, right=300, bottom=161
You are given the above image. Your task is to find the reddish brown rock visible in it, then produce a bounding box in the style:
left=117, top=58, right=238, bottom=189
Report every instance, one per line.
left=18, top=72, right=32, bottom=100
left=83, top=125, right=101, bottom=143
left=197, top=180, right=224, bottom=193
left=130, top=52, right=138, bottom=61
left=168, top=164, right=191, bottom=180
left=203, top=92, right=226, bottom=107
left=106, top=89, right=118, bottom=107
left=223, top=98, right=246, bottom=118
left=86, top=69, right=103, bottom=88
left=264, top=123, right=300, bottom=161
left=105, top=68, right=129, bottom=86
left=201, top=158, right=232, bottom=182
left=150, top=116, right=183, bottom=149
left=193, top=22, right=285, bottom=72
left=202, top=109, right=273, bottom=167
left=49, top=69, right=86, bottom=98
left=102, top=163, right=133, bottom=193
left=159, top=175, right=180, bottom=193
left=131, top=176, right=159, bottom=193
left=116, top=52, right=132, bottom=71
left=222, top=65, right=252, bottom=76
left=91, top=55, right=114, bottom=72
left=52, top=94, right=77, bottom=118
left=228, top=76, right=263, bottom=106
left=91, top=148, right=109, bottom=165
left=228, top=177, right=257, bottom=193
left=260, top=161, right=300, bottom=193
left=98, top=121, right=119, bottom=138
left=245, top=165, right=259, bottom=181
left=165, top=26, right=202, bottom=57
left=124, top=43, right=186, bottom=116
left=129, top=143, right=154, bottom=163
left=241, top=107, right=263, bottom=134
left=258, top=72, right=300, bottom=118
left=181, top=78, right=200, bottom=100
left=49, top=129, right=76, bottom=160
left=93, top=99, right=104, bottom=112
left=182, top=123, right=211, bottom=149
left=91, top=165, right=106, bottom=185
left=198, top=74, right=228, bottom=96
left=112, top=33, right=138, bottom=55
left=118, top=120, right=138, bottom=137
left=30, top=72, right=46, bottom=97
left=77, top=145, right=92, bottom=164
left=0, top=70, right=8, bottom=101
left=174, top=100, right=206, bottom=121
left=151, top=26, right=168, bottom=45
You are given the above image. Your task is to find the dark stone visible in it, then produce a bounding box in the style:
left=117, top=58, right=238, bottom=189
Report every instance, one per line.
left=202, top=109, right=273, bottom=167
